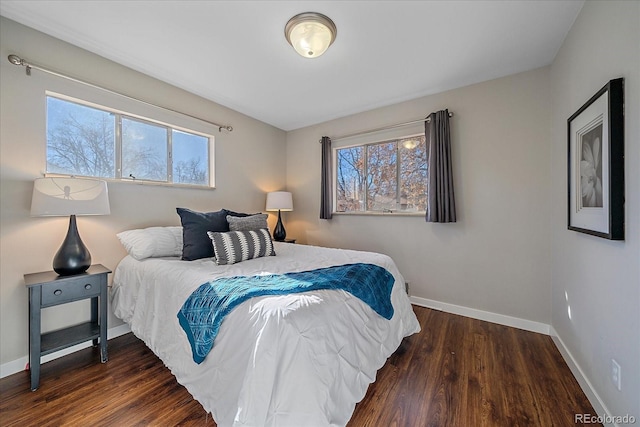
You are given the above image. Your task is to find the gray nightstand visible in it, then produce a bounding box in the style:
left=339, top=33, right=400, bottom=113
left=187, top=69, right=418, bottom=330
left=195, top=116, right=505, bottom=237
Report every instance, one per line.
left=24, top=264, right=111, bottom=391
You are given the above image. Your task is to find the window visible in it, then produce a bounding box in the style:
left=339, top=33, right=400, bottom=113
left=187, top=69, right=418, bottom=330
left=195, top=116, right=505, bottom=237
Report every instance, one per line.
left=335, top=134, right=427, bottom=213
left=46, top=94, right=213, bottom=187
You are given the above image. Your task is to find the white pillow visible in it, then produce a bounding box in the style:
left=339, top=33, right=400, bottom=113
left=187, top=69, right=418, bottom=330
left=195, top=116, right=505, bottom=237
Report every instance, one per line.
left=117, top=226, right=183, bottom=260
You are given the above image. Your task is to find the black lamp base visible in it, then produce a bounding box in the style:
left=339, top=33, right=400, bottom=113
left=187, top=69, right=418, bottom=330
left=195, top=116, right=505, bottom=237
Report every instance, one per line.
left=53, top=215, right=91, bottom=276
left=273, top=210, right=286, bottom=241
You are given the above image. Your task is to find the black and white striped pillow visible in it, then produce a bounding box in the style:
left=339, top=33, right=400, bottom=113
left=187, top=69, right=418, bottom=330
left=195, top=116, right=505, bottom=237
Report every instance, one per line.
left=207, top=228, right=276, bottom=265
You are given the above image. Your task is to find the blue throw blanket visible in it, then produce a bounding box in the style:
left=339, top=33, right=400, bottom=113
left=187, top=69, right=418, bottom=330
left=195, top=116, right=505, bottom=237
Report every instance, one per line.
left=177, top=263, right=395, bottom=364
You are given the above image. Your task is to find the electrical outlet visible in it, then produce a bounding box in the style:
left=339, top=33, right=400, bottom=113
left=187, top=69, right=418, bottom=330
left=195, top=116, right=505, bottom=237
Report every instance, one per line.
left=611, top=359, right=622, bottom=391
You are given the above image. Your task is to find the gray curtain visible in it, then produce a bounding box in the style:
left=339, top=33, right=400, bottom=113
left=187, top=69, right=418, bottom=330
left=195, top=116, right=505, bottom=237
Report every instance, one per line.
left=320, top=136, right=333, bottom=219
left=425, top=110, right=456, bottom=222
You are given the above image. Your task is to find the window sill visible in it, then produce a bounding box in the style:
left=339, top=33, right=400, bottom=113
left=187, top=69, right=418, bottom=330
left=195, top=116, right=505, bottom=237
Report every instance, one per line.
left=44, top=173, right=216, bottom=190
left=332, top=211, right=425, bottom=217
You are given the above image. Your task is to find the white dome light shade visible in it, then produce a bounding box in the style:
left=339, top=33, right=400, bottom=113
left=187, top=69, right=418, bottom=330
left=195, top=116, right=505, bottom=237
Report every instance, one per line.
left=402, top=139, right=419, bottom=149
left=285, top=12, right=336, bottom=58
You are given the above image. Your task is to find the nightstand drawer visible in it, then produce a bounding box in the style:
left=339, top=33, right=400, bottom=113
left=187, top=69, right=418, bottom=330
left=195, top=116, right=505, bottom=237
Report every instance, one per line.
left=41, top=276, right=102, bottom=306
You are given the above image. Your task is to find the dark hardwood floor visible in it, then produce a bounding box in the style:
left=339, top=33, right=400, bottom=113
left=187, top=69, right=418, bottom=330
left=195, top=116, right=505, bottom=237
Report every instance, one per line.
left=0, top=306, right=600, bottom=426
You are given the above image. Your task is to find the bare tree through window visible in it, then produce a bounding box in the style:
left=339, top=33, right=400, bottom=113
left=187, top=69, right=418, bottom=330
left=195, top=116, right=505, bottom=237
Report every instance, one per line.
left=172, top=129, right=209, bottom=185
left=47, top=97, right=115, bottom=178
left=46, top=95, right=212, bottom=187
left=336, top=134, right=427, bottom=213
left=121, top=117, right=168, bottom=182
left=367, top=142, right=397, bottom=211
left=336, top=146, right=365, bottom=211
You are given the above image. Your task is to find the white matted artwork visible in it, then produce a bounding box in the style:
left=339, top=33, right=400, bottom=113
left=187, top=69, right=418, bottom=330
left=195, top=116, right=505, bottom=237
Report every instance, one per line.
left=567, top=78, right=624, bottom=240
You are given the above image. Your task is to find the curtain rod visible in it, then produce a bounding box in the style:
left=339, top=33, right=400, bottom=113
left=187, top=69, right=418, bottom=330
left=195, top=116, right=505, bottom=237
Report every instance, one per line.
left=7, top=54, right=233, bottom=132
left=323, top=112, right=453, bottom=142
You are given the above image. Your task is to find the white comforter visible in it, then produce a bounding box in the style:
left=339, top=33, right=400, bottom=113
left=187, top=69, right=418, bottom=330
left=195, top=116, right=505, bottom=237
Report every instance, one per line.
left=112, top=242, right=420, bottom=427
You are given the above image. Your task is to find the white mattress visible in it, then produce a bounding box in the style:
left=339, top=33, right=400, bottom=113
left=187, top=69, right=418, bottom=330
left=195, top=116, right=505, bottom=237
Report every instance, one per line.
left=112, top=242, right=420, bottom=427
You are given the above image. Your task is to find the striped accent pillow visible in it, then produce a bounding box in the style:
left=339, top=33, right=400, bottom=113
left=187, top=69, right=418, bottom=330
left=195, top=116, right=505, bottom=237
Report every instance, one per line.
left=207, top=229, right=276, bottom=265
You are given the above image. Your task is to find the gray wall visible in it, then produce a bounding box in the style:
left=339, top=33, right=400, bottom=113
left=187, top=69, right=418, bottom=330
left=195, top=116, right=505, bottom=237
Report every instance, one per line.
left=286, top=67, right=552, bottom=325
left=0, top=17, right=287, bottom=365
left=550, top=1, right=640, bottom=419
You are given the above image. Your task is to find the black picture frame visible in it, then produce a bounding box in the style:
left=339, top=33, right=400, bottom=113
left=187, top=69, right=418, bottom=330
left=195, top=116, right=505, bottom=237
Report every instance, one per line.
left=567, top=78, right=624, bottom=240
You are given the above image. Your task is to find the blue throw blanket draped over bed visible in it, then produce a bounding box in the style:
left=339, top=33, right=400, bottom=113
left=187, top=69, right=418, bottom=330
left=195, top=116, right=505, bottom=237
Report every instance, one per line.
left=177, top=263, right=395, bottom=364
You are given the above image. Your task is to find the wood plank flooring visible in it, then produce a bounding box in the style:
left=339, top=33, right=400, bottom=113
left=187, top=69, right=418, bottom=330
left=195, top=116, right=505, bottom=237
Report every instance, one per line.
left=0, top=306, right=600, bottom=426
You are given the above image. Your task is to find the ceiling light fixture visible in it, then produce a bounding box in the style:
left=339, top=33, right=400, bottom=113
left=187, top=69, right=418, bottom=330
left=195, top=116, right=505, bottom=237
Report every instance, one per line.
left=402, top=139, right=419, bottom=149
left=285, top=12, right=337, bottom=58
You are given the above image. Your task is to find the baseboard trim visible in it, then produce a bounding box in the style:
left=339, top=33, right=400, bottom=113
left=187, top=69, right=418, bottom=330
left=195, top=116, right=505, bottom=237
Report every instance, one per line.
left=0, top=323, right=131, bottom=379
left=410, top=295, right=550, bottom=334
left=549, top=326, right=616, bottom=427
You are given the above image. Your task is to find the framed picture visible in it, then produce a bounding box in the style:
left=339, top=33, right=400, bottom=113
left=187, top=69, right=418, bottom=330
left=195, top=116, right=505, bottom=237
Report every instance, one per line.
left=568, top=78, right=624, bottom=240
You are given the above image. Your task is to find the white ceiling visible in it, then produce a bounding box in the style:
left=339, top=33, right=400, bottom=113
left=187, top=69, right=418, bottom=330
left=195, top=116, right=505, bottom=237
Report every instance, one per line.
left=0, top=1, right=583, bottom=131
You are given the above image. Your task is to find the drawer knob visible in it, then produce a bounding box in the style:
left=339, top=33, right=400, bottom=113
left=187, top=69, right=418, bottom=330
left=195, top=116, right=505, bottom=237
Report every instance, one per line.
left=84, top=284, right=92, bottom=290
left=54, top=289, right=62, bottom=296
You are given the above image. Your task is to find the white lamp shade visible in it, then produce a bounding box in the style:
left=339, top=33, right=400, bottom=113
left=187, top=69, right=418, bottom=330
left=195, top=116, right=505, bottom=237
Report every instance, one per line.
left=266, top=191, right=293, bottom=212
left=31, top=177, right=111, bottom=216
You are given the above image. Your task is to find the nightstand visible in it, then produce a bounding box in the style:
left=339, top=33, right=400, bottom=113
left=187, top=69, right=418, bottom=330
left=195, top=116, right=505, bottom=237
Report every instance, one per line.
left=24, top=264, right=111, bottom=391
left=283, top=239, right=296, bottom=244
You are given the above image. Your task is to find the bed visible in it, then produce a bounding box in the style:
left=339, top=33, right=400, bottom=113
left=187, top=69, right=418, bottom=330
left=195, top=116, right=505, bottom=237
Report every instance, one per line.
left=112, top=237, right=420, bottom=427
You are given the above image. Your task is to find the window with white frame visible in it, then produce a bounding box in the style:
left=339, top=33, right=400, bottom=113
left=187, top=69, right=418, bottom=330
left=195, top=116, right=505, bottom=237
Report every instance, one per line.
left=335, top=134, right=427, bottom=213
left=46, top=94, right=214, bottom=187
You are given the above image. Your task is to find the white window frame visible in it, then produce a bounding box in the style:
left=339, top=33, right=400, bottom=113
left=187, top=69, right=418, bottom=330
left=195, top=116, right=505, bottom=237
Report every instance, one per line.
left=332, top=132, right=427, bottom=216
left=45, top=92, right=215, bottom=189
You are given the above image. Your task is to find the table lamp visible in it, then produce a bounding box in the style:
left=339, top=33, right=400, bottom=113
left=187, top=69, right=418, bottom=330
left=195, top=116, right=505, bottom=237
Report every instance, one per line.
left=31, top=177, right=110, bottom=276
left=265, top=191, right=293, bottom=241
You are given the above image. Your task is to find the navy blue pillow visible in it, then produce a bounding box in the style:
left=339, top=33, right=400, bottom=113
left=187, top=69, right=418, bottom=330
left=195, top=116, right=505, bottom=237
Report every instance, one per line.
left=177, top=208, right=230, bottom=261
